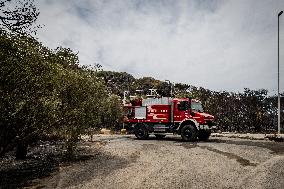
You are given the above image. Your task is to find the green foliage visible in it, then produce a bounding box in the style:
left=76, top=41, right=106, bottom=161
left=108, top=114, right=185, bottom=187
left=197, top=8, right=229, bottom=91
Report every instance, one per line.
left=51, top=57, right=108, bottom=157
left=101, top=95, right=123, bottom=129
left=133, top=77, right=161, bottom=95
left=96, top=71, right=136, bottom=96
left=0, top=30, right=123, bottom=158
left=0, top=31, right=57, bottom=156
left=97, top=71, right=173, bottom=97
left=0, top=1, right=124, bottom=158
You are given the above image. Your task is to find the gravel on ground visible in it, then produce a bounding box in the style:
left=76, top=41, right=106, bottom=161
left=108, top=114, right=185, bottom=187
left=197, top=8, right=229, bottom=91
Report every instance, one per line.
left=1, top=135, right=284, bottom=189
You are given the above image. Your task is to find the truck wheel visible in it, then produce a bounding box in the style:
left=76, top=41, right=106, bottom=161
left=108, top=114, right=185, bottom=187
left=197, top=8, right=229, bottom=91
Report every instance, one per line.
left=181, top=125, right=197, bottom=142
left=198, top=130, right=211, bottom=141
left=155, top=134, right=166, bottom=139
left=134, top=124, right=149, bottom=140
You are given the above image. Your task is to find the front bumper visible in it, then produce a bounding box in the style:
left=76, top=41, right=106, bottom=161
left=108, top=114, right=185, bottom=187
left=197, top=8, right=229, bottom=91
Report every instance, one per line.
left=199, top=125, right=210, bottom=130
left=199, top=124, right=217, bottom=130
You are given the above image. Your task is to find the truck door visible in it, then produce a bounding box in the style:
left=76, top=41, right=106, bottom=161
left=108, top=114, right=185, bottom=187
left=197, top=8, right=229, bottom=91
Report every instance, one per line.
left=174, top=100, right=189, bottom=122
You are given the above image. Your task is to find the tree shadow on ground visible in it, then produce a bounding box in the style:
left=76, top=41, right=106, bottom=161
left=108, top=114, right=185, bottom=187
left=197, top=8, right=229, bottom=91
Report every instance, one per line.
left=132, top=135, right=184, bottom=142
left=0, top=154, right=60, bottom=189
left=0, top=140, right=139, bottom=189
left=207, top=138, right=284, bottom=155
left=131, top=135, right=284, bottom=155
left=0, top=142, right=94, bottom=189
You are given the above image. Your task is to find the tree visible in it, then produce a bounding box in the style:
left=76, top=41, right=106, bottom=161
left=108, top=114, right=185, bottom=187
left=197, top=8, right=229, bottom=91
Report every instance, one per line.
left=0, top=0, right=39, bottom=33
left=96, top=71, right=136, bottom=97
left=0, top=1, right=128, bottom=160
left=101, top=95, right=123, bottom=130
left=0, top=32, right=59, bottom=158
left=0, top=32, right=110, bottom=158
left=52, top=51, right=108, bottom=157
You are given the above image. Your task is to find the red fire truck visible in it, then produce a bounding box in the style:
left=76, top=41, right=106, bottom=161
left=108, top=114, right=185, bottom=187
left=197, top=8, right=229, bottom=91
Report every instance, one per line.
left=123, top=97, right=215, bottom=141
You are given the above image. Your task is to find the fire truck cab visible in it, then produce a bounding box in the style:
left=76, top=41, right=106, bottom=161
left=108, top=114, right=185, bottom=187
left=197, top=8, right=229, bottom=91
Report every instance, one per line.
left=123, top=97, right=215, bottom=141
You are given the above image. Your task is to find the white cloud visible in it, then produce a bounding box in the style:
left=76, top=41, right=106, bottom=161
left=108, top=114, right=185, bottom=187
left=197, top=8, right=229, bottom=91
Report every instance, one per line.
left=35, top=0, right=284, bottom=93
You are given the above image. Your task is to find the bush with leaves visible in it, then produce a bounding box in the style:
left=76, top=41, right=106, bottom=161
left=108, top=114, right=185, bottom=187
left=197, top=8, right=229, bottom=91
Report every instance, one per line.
left=52, top=49, right=108, bottom=157
left=0, top=30, right=113, bottom=158
left=0, top=31, right=60, bottom=157
left=101, top=94, right=123, bottom=130
left=0, top=0, right=123, bottom=158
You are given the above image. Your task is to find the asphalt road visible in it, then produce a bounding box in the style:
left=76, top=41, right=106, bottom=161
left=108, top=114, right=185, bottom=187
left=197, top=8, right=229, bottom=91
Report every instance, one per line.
left=37, top=135, right=284, bottom=189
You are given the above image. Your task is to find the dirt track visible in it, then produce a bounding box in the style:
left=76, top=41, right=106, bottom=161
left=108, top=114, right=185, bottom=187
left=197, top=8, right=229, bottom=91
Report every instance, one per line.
left=3, top=135, right=284, bottom=189
left=33, top=135, right=284, bottom=189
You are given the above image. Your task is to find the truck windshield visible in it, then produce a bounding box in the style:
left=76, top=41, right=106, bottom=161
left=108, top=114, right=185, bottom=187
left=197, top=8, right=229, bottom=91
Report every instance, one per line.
left=191, top=101, right=204, bottom=112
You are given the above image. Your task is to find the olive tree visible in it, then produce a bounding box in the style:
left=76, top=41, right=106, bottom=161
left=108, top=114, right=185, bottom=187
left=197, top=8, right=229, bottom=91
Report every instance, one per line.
left=52, top=48, right=107, bottom=157
left=0, top=31, right=59, bottom=158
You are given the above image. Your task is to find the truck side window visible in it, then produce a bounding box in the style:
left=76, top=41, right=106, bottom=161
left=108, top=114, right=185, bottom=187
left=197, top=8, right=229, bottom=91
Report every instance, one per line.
left=178, top=101, right=189, bottom=111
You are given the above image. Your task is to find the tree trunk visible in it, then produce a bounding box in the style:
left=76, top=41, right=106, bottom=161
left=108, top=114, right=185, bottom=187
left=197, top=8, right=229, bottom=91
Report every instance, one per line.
left=16, top=142, right=27, bottom=159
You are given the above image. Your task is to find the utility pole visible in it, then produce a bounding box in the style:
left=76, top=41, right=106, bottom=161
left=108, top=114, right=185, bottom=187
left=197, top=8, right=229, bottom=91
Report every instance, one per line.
left=278, top=10, right=283, bottom=134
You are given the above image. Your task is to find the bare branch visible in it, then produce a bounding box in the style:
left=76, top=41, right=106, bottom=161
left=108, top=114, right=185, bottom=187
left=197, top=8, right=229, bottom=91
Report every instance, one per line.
left=0, top=0, right=40, bottom=34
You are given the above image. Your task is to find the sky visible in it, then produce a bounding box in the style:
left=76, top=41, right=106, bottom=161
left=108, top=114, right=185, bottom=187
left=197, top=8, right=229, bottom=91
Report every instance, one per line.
left=34, top=0, right=284, bottom=94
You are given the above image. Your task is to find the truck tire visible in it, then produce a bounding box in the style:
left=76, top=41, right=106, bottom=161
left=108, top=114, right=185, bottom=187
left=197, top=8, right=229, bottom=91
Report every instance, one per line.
left=198, top=130, right=211, bottom=141
left=155, top=134, right=166, bottom=139
left=181, top=125, right=197, bottom=142
left=134, top=124, right=149, bottom=140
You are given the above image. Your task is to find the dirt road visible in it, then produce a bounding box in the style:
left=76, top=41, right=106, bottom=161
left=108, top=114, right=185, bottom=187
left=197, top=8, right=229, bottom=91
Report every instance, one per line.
left=33, top=135, right=284, bottom=189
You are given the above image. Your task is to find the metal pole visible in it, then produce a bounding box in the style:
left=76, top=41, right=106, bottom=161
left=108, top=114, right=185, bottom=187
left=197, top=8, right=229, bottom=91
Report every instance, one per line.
left=278, top=11, right=283, bottom=134
left=165, top=80, right=172, bottom=97
left=170, top=82, right=173, bottom=97
left=172, top=82, right=174, bottom=97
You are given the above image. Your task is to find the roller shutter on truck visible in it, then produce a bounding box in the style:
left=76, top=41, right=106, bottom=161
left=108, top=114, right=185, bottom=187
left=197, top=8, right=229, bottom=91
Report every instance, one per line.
left=134, top=106, right=147, bottom=119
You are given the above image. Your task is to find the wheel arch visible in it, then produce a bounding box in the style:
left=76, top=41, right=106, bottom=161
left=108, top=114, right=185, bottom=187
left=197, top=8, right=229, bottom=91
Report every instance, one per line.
left=133, top=122, right=151, bottom=140
left=134, top=122, right=154, bottom=133
left=177, top=119, right=199, bottom=133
